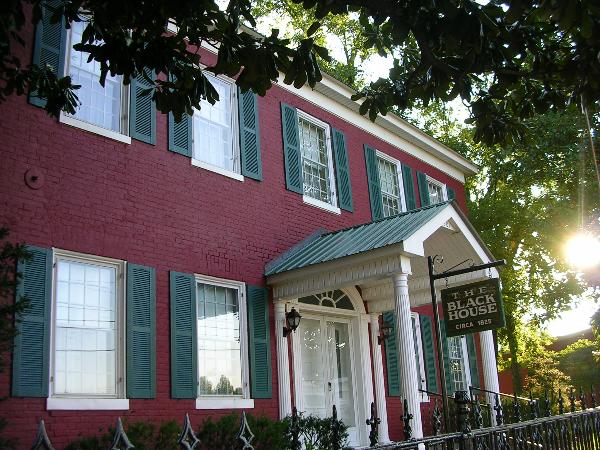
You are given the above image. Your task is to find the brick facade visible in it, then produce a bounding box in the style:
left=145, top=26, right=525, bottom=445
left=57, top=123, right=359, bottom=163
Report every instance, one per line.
left=0, top=17, right=477, bottom=448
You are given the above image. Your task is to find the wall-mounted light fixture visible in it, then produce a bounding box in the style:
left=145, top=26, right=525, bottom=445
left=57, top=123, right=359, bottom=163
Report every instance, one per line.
left=378, top=322, right=393, bottom=345
left=283, top=307, right=302, bottom=337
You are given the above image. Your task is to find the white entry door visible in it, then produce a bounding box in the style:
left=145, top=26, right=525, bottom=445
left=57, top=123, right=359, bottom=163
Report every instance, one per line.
left=298, top=316, right=359, bottom=445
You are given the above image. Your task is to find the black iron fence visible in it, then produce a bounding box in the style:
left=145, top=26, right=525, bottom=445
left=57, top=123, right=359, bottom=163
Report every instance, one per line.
left=374, top=386, right=600, bottom=450
left=29, top=387, right=600, bottom=450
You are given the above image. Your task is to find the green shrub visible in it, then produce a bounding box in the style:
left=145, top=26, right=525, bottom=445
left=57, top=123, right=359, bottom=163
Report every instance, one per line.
left=65, top=412, right=347, bottom=450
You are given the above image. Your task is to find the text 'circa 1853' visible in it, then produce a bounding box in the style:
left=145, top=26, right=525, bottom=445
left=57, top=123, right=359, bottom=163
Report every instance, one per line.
left=441, top=278, right=505, bottom=337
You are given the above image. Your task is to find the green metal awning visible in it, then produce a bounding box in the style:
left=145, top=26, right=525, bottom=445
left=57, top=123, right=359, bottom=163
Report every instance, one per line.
left=265, top=201, right=453, bottom=276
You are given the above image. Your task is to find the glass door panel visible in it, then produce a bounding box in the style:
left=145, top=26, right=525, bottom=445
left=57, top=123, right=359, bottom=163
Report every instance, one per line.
left=299, top=318, right=327, bottom=417
left=326, top=321, right=356, bottom=427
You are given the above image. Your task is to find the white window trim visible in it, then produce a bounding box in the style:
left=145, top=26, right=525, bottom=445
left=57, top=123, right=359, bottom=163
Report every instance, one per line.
left=191, top=158, right=244, bottom=181
left=426, top=175, right=448, bottom=203
left=194, top=274, right=252, bottom=409
left=411, top=313, right=428, bottom=402
left=297, top=109, right=339, bottom=211
left=196, top=398, right=255, bottom=410
left=302, top=194, right=341, bottom=215
left=62, top=23, right=131, bottom=144
left=375, top=150, right=407, bottom=214
left=59, top=113, right=132, bottom=144
left=47, top=398, right=129, bottom=411
left=191, top=73, right=242, bottom=179
left=48, top=249, right=127, bottom=408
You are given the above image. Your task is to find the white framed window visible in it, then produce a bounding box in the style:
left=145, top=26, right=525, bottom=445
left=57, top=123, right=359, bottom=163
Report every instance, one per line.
left=410, top=313, right=428, bottom=401
left=297, top=110, right=339, bottom=214
left=376, top=151, right=407, bottom=217
left=191, top=74, right=242, bottom=179
left=427, top=176, right=447, bottom=205
left=62, top=20, right=130, bottom=143
left=48, top=250, right=127, bottom=409
left=447, top=335, right=472, bottom=395
left=195, top=275, right=252, bottom=409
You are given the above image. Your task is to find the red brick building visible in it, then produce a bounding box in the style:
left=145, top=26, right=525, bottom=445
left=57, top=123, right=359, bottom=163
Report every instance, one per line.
left=0, top=7, right=502, bottom=448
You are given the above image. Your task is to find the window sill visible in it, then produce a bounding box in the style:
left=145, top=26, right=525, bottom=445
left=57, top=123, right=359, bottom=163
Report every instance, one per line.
left=195, top=398, right=254, bottom=410
left=191, top=158, right=244, bottom=182
left=302, top=195, right=341, bottom=215
left=59, top=114, right=132, bottom=145
left=47, top=397, right=129, bottom=410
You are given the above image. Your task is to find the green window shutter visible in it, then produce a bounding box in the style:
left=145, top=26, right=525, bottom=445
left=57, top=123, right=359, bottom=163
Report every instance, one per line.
left=419, top=315, right=439, bottom=394
left=126, top=263, right=156, bottom=398
left=364, top=145, right=383, bottom=220
left=129, top=70, right=156, bottom=145
left=466, top=334, right=480, bottom=389
left=280, top=103, right=303, bottom=194
left=439, top=320, right=453, bottom=395
left=447, top=187, right=456, bottom=201
left=12, top=246, right=52, bottom=397
left=169, top=271, right=197, bottom=399
left=417, top=171, right=430, bottom=207
left=247, top=285, right=272, bottom=398
left=168, top=113, right=192, bottom=157
left=332, top=128, right=353, bottom=212
left=383, top=311, right=400, bottom=397
left=29, top=0, right=67, bottom=108
left=238, top=88, right=262, bottom=181
left=401, top=165, right=417, bottom=211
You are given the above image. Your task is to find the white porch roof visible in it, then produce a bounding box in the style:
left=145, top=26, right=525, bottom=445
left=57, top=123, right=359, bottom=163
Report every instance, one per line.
left=265, top=201, right=499, bottom=312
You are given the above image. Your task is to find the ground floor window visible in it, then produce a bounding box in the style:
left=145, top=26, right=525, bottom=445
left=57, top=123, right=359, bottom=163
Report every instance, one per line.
left=447, top=335, right=471, bottom=393
left=52, top=251, right=124, bottom=398
left=196, top=276, right=247, bottom=398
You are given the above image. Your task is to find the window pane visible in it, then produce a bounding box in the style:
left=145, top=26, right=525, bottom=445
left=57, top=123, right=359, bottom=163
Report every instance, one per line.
left=68, top=21, right=123, bottom=133
left=448, top=336, right=467, bottom=393
left=298, top=116, right=332, bottom=204
left=377, top=157, right=401, bottom=217
left=54, top=259, right=117, bottom=396
left=197, top=283, right=242, bottom=396
left=193, top=76, right=238, bottom=173
left=428, top=180, right=445, bottom=205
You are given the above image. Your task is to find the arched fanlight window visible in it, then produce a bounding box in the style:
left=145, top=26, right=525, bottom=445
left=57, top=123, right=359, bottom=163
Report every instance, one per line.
left=298, top=289, right=354, bottom=310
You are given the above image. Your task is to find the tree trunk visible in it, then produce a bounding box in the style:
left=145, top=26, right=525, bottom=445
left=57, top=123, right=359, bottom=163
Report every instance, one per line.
left=505, top=311, right=523, bottom=395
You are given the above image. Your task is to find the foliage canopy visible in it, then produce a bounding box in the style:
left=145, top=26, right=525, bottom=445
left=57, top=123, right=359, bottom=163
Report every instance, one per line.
left=2, top=0, right=600, bottom=145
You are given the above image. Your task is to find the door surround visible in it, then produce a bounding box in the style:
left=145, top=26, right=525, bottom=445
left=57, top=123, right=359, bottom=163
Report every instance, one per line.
left=288, top=286, right=372, bottom=447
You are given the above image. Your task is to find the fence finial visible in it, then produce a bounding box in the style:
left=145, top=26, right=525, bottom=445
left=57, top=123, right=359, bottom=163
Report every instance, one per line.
left=401, top=398, right=413, bottom=440
left=493, top=393, right=504, bottom=426
left=236, top=412, right=255, bottom=450
left=290, top=407, right=300, bottom=450
left=178, top=413, right=199, bottom=450
left=366, top=401, right=380, bottom=446
left=579, top=386, right=587, bottom=410
left=31, top=419, right=55, bottom=450
left=569, top=387, right=577, bottom=413
left=110, top=418, right=134, bottom=450
left=331, top=405, right=341, bottom=450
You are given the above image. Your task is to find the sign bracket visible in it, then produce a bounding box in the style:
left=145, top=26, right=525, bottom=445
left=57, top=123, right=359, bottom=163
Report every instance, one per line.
left=428, top=255, right=506, bottom=432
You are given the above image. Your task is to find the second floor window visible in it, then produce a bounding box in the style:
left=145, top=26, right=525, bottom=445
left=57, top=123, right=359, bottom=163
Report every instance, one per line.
left=66, top=21, right=127, bottom=134
left=298, top=111, right=337, bottom=207
left=193, top=75, right=240, bottom=174
left=377, top=154, right=407, bottom=217
left=427, top=178, right=447, bottom=205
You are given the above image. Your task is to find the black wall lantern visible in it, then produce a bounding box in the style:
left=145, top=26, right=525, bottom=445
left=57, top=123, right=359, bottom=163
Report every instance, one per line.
left=283, top=307, right=302, bottom=337
left=378, top=322, right=393, bottom=344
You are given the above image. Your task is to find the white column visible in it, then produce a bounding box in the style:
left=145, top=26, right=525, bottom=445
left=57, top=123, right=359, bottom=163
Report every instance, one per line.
left=393, top=272, right=424, bottom=439
left=480, top=330, right=500, bottom=426
left=275, top=302, right=292, bottom=419
left=370, top=313, right=390, bottom=443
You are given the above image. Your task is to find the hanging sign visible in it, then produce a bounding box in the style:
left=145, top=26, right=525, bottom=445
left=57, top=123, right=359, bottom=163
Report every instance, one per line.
left=441, top=278, right=505, bottom=337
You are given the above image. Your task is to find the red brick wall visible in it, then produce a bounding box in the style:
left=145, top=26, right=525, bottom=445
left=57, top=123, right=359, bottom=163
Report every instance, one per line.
left=0, top=20, right=468, bottom=449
